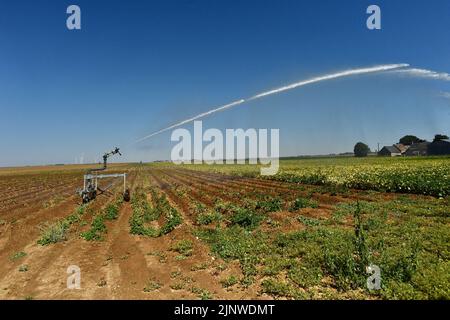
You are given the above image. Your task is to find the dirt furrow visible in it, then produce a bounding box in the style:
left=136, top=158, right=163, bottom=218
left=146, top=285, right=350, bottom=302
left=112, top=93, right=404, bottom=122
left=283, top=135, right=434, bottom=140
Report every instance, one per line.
left=0, top=174, right=133, bottom=299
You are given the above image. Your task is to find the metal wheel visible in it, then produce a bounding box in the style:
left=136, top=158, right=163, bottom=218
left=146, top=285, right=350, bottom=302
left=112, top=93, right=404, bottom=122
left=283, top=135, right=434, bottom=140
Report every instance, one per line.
left=123, top=189, right=130, bottom=202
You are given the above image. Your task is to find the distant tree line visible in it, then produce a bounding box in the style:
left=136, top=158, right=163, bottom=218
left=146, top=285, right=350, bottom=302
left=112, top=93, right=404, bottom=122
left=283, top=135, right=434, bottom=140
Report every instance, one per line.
left=399, top=134, right=448, bottom=145
left=353, top=134, right=449, bottom=157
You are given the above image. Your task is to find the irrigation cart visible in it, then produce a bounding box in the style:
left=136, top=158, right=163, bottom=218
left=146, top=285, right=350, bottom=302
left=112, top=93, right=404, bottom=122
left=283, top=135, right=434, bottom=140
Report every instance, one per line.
left=78, top=147, right=130, bottom=203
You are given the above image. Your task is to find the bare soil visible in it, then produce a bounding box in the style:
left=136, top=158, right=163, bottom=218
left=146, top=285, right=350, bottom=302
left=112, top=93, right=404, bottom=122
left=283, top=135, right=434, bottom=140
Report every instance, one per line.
left=0, top=164, right=430, bottom=300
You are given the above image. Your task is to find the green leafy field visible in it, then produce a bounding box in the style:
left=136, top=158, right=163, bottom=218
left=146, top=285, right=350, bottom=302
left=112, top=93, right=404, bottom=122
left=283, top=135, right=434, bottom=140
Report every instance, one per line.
left=191, top=194, right=449, bottom=299
left=182, top=156, right=450, bottom=197
left=147, top=156, right=450, bottom=299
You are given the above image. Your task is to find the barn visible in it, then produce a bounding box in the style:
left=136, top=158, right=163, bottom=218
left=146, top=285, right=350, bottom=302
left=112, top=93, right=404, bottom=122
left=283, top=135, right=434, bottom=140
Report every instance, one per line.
left=404, top=142, right=430, bottom=156
left=378, top=146, right=402, bottom=157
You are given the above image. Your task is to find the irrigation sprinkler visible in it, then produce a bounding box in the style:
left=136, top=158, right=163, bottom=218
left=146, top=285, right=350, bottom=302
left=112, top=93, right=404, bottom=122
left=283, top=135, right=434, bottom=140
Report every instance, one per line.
left=77, top=147, right=130, bottom=203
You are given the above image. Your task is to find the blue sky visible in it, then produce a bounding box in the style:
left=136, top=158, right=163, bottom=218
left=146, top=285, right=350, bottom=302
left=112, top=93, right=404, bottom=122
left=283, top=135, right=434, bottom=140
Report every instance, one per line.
left=0, top=0, right=449, bottom=166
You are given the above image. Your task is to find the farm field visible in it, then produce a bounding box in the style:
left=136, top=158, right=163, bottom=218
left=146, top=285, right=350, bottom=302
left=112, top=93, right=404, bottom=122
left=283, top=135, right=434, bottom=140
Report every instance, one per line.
left=0, top=157, right=449, bottom=300
left=181, top=156, right=450, bottom=197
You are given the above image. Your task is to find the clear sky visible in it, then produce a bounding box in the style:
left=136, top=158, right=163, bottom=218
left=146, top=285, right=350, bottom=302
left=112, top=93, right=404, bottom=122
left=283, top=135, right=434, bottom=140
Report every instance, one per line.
left=0, top=0, right=449, bottom=166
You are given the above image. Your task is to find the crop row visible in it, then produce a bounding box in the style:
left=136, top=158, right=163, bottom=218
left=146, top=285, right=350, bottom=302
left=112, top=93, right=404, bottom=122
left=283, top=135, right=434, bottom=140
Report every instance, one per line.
left=129, top=187, right=182, bottom=237
left=80, top=197, right=123, bottom=241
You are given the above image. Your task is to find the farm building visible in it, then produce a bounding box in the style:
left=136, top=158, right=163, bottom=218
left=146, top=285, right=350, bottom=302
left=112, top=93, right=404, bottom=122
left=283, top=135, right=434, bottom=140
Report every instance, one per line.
left=378, top=143, right=409, bottom=157
left=378, top=145, right=403, bottom=157
left=404, top=142, right=430, bottom=156
left=393, top=143, right=409, bottom=154
left=428, top=139, right=450, bottom=155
